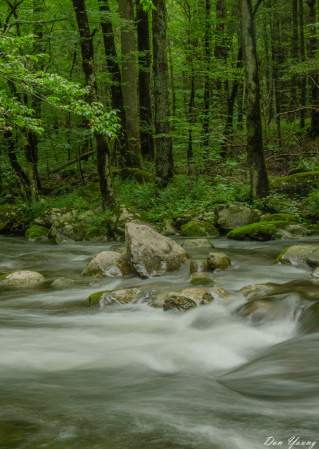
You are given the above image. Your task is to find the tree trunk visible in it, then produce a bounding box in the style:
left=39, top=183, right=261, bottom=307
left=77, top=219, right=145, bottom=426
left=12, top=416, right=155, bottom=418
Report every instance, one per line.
left=152, top=0, right=174, bottom=179
left=214, top=0, right=227, bottom=103
left=72, top=0, right=115, bottom=209
left=98, top=0, right=131, bottom=168
left=4, top=130, right=30, bottom=201
left=299, top=0, right=306, bottom=128
left=118, top=0, right=141, bottom=166
left=290, top=0, right=299, bottom=108
left=202, top=0, right=211, bottom=151
left=239, top=0, right=270, bottom=198
left=271, top=2, right=282, bottom=146
left=136, top=0, right=154, bottom=160
left=307, top=0, right=319, bottom=138
left=169, top=46, right=176, bottom=117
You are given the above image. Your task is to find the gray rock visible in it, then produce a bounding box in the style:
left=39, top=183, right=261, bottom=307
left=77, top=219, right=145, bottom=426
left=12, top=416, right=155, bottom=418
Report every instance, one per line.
left=190, top=259, right=208, bottom=274
left=81, top=251, right=132, bottom=278
left=110, top=204, right=154, bottom=241
left=125, top=223, right=188, bottom=278
left=0, top=270, right=45, bottom=286
left=239, top=283, right=279, bottom=301
left=163, top=288, right=207, bottom=311
left=207, top=253, right=231, bottom=271
left=35, top=208, right=78, bottom=228
left=276, top=245, right=319, bottom=265
left=306, top=249, right=319, bottom=268
left=214, top=204, right=261, bottom=233
left=202, top=287, right=230, bottom=305
left=49, top=219, right=84, bottom=244
left=309, top=267, right=319, bottom=279
left=182, top=238, right=214, bottom=248
left=160, top=219, right=178, bottom=236
left=51, top=277, right=76, bottom=288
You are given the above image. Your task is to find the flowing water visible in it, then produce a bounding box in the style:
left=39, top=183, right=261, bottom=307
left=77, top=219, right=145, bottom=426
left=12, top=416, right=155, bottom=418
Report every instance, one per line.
left=0, top=235, right=319, bottom=449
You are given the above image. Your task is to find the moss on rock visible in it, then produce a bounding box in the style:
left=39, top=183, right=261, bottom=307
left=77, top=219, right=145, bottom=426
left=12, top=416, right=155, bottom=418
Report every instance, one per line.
left=226, top=221, right=297, bottom=241
left=181, top=220, right=219, bottom=237
left=87, top=290, right=108, bottom=306
left=25, top=225, right=50, bottom=242
left=272, top=171, right=319, bottom=197
left=260, top=213, right=299, bottom=223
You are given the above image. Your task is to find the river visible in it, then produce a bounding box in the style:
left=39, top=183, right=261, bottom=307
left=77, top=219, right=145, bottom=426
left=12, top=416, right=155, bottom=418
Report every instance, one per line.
left=0, top=235, right=318, bottom=448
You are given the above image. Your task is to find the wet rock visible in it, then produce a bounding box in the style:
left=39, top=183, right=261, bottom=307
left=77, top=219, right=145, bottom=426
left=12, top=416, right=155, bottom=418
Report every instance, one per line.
left=190, top=272, right=214, bottom=286
left=207, top=252, right=231, bottom=271
left=125, top=223, right=188, bottom=278
left=260, top=213, right=299, bottom=223
left=306, top=249, right=319, bottom=268
left=272, top=171, right=319, bottom=197
left=87, top=287, right=142, bottom=307
left=227, top=221, right=305, bottom=241
left=51, top=277, right=77, bottom=288
left=81, top=251, right=132, bottom=278
left=0, top=270, right=45, bottom=286
left=202, top=287, right=230, bottom=304
left=276, top=245, right=319, bottom=265
left=110, top=204, right=154, bottom=241
left=309, top=267, right=319, bottom=279
left=239, top=283, right=279, bottom=301
left=181, top=220, right=219, bottom=237
left=0, top=203, right=27, bottom=233
left=35, top=208, right=78, bottom=228
left=214, top=204, right=261, bottom=233
left=146, top=288, right=174, bottom=308
left=182, top=238, right=214, bottom=248
left=163, top=288, right=207, bottom=311
left=49, top=219, right=84, bottom=244
left=160, top=219, right=178, bottom=236
left=237, top=297, right=297, bottom=323
left=25, top=225, right=49, bottom=242
left=190, top=259, right=208, bottom=274
left=298, top=301, right=319, bottom=333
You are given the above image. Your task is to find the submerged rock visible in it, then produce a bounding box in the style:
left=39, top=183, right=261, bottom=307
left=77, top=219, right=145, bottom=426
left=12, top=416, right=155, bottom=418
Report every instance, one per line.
left=237, top=297, right=297, bottom=323
left=25, top=225, right=50, bottom=242
left=49, top=219, right=84, bottom=244
left=202, top=287, right=230, bottom=304
left=272, top=171, right=319, bottom=197
left=190, top=259, right=208, bottom=274
left=81, top=251, right=132, bottom=278
left=160, top=219, right=178, bottom=236
left=276, top=245, right=319, bottom=265
left=87, top=287, right=142, bottom=307
left=190, top=272, right=214, bottom=286
left=214, top=204, right=261, bottom=233
left=182, top=238, right=214, bottom=248
left=51, top=277, right=77, bottom=288
left=239, top=283, right=279, bottom=301
left=226, top=221, right=305, bottom=241
left=207, top=252, right=231, bottom=271
left=163, top=288, right=207, bottom=311
left=181, top=220, right=218, bottom=237
left=306, top=249, right=319, bottom=268
left=0, top=270, right=45, bottom=286
left=298, top=301, right=319, bottom=333
left=125, top=223, right=188, bottom=278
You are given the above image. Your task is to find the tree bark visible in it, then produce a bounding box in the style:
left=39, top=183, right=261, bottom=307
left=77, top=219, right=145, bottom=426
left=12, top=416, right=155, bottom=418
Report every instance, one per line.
left=202, top=0, right=211, bottom=151
left=271, top=1, right=282, bottom=146
left=152, top=0, right=174, bottom=179
left=118, top=0, right=141, bottom=166
left=290, top=0, right=299, bottom=108
left=4, top=130, right=30, bottom=201
left=299, top=0, right=306, bottom=128
left=239, top=0, right=270, bottom=198
left=307, top=0, right=319, bottom=138
left=72, top=0, right=115, bottom=209
left=98, top=0, right=131, bottom=168
left=136, top=0, right=154, bottom=160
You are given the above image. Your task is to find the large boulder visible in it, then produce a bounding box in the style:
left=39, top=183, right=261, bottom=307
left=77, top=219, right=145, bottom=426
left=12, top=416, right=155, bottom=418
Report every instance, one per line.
left=49, top=219, right=84, bottom=244
left=35, top=208, right=78, bottom=228
left=207, top=252, right=231, bottom=270
left=87, top=287, right=142, bottom=307
left=25, top=225, right=50, bottom=243
left=0, top=203, right=27, bottom=233
left=163, top=288, right=207, bottom=311
left=110, top=204, right=154, bottom=241
left=0, top=270, right=45, bottom=286
left=227, top=221, right=307, bottom=241
left=182, top=238, right=214, bottom=248
left=272, top=171, right=319, bottom=197
left=276, top=245, right=319, bottom=265
left=125, top=223, right=189, bottom=278
left=181, top=220, right=219, bottom=237
left=214, top=204, right=261, bottom=233
left=260, top=213, right=299, bottom=223
left=81, top=251, right=132, bottom=278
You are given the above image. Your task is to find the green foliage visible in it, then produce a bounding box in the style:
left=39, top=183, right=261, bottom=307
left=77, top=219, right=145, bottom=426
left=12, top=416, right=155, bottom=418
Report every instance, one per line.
left=24, top=192, right=89, bottom=218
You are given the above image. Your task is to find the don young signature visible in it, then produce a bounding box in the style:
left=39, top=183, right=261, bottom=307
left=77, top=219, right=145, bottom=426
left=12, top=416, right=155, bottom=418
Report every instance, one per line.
left=264, top=437, right=316, bottom=449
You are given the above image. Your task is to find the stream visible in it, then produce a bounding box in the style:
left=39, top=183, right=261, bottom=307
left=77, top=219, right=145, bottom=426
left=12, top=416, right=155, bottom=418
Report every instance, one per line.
left=0, top=235, right=319, bottom=449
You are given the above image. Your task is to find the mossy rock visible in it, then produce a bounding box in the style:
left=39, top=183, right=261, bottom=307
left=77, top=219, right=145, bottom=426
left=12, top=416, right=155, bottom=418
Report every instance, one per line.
left=272, top=171, right=319, bottom=197
left=87, top=290, right=108, bottom=306
left=181, top=220, right=219, bottom=237
left=226, top=221, right=298, bottom=241
left=287, top=166, right=309, bottom=176
left=172, top=211, right=204, bottom=229
left=0, top=203, right=28, bottom=234
left=260, top=213, right=299, bottom=223
left=49, top=219, right=84, bottom=244
left=25, top=225, right=50, bottom=242
left=51, top=185, right=73, bottom=196
left=119, top=168, right=166, bottom=186
left=190, top=273, right=214, bottom=286
left=306, top=225, right=319, bottom=236
left=262, top=198, right=297, bottom=214
left=75, top=182, right=101, bottom=202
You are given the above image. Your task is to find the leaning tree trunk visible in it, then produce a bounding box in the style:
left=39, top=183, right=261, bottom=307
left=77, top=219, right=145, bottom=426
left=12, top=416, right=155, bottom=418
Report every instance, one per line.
left=152, top=0, right=174, bottom=179
left=118, top=0, right=141, bottom=167
left=136, top=0, right=154, bottom=160
left=307, top=0, right=319, bottom=138
left=72, top=0, right=115, bottom=209
left=98, top=0, right=131, bottom=168
left=239, top=0, right=270, bottom=198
